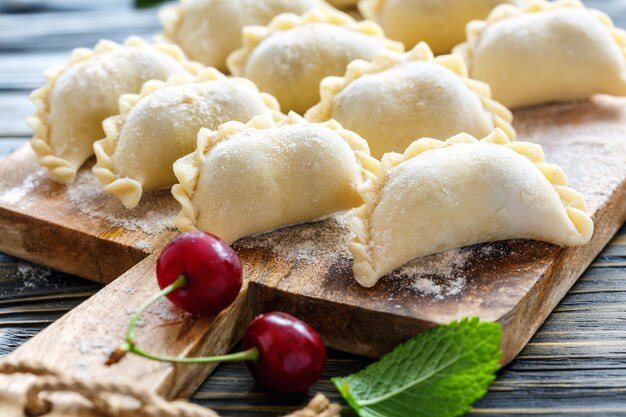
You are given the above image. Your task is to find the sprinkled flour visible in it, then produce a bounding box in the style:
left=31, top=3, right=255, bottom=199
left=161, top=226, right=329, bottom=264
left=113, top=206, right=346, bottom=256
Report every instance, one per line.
left=66, top=169, right=177, bottom=234
left=235, top=211, right=485, bottom=301
left=15, top=262, right=53, bottom=292
left=235, top=211, right=353, bottom=263
left=0, top=171, right=46, bottom=206
left=133, top=239, right=152, bottom=251
left=395, top=249, right=473, bottom=300
left=514, top=97, right=626, bottom=212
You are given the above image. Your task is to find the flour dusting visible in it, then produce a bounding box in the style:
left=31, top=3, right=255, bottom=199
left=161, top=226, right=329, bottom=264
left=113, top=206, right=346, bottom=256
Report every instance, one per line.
left=235, top=211, right=352, bottom=263
left=151, top=298, right=188, bottom=322
left=66, top=170, right=177, bottom=234
left=514, top=97, right=626, bottom=212
left=133, top=239, right=152, bottom=251
left=0, top=171, right=46, bottom=206
left=78, top=340, right=113, bottom=356
left=17, top=263, right=53, bottom=289
left=391, top=248, right=473, bottom=300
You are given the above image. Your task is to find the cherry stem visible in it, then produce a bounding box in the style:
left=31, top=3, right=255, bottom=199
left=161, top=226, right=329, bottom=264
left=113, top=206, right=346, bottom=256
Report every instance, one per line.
left=108, top=274, right=260, bottom=366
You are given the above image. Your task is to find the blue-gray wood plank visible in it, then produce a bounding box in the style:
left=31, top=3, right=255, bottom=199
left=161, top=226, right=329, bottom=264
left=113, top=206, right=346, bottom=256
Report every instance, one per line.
left=1, top=1, right=625, bottom=415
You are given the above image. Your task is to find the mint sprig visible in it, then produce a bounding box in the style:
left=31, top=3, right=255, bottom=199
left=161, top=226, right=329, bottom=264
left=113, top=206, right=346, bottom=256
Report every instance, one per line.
left=333, top=317, right=502, bottom=417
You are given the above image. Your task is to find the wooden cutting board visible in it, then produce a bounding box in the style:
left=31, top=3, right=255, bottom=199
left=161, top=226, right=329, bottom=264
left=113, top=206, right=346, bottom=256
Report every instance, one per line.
left=0, top=95, right=625, bottom=400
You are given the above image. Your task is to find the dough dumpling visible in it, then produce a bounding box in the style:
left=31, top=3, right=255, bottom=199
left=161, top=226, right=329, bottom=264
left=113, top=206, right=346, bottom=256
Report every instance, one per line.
left=28, top=37, right=200, bottom=184
left=159, top=0, right=319, bottom=71
left=349, top=129, right=594, bottom=287
left=359, top=0, right=519, bottom=54
left=306, top=42, right=514, bottom=158
left=454, top=0, right=626, bottom=109
left=172, top=113, right=378, bottom=244
left=227, top=9, right=404, bottom=114
left=93, top=68, right=283, bottom=209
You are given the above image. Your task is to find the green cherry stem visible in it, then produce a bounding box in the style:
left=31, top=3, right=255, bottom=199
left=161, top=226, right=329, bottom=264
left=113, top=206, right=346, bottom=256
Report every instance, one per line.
left=106, top=274, right=259, bottom=366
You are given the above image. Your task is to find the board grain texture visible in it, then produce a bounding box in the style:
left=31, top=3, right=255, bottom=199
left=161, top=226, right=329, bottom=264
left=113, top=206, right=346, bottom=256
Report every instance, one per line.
left=1, top=1, right=626, bottom=416
left=1, top=85, right=626, bottom=412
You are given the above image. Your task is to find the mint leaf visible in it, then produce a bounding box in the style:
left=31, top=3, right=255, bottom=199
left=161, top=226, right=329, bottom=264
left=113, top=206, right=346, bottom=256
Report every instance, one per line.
left=332, top=317, right=501, bottom=417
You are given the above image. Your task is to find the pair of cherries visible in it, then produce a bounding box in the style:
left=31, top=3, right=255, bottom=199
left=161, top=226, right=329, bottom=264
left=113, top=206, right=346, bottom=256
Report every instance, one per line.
left=110, top=232, right=326, bottom=394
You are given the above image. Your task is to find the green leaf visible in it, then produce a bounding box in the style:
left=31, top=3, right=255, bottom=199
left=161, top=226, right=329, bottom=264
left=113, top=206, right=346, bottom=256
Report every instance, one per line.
left=134, top=0, right=168, bottom=9
left=332, top=317, right=502, bottom=417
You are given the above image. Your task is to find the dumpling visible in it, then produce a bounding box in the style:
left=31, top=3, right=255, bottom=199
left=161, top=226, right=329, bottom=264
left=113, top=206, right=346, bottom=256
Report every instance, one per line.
left=453, top=0, right=626, bottom=109
left=227, top=9, right=404, bottom=114
left=348, top=129, right=593, bottom=288
left=93, top=68, right=283, bottom=209
left=306, top=42, right=514, bottom=158
left=159, top=0, right=320, bottom=72
left=28, top=37, right=201, bottom=184
left=172, top=113, right=378, bottom=244
left=359, top=0, right=519, bottom=55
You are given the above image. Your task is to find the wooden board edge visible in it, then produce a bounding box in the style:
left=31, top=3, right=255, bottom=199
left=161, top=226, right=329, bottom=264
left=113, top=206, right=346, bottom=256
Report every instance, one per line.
left=499, top=179, right=626, bottom=364
left=4, top=252, right=260, bottom=401
left=156, top=285, right=258, bottom=399
left=0, top=204, right=150, bottom=284
left=248, top=282, right=437, bottom=358
left=251, top=179, right=626, bottom=364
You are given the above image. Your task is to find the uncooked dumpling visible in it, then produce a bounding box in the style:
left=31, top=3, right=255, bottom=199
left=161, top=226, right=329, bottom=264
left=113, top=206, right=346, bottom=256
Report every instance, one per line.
left=227, top=9, right=404, bottom=114
left=28, top=37, right=200, bottom=184
left=454, top=0, right=626, bottom=109
left=359, top=0, right=519, bottom=54
left=159, top=0, right=320, bottom=72
left=349, top=129, right=594, bottom=288
left=306, top=42, right=514, bottom=158
left=172, top=113, right=378, bottom=244
left=93, top=68, right=283, bottom=209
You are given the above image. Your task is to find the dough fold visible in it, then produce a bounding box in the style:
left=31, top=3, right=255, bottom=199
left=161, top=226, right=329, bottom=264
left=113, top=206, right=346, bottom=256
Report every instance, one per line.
left=227, top=8, right=403, bottom=114
left=306, top=42, right=515, bottom=158
left=158, top=0, right=320, bottom=71
left=172, top=113, right=379, bottom=243
left=359, top=0, right=520, bottom=54
left=348, top=129, right=594, bottom=287
left=28, top=37, right=201, bottom=184
left=453, top=0, right=626, bottom=108
left=93, top=68, right=283, bottom=209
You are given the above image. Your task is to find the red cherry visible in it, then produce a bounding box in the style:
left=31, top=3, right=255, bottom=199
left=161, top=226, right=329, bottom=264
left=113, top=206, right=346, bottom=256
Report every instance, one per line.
left=243, top=312, right=326, bottom=394
left=156, top=231, right=242, bottom=316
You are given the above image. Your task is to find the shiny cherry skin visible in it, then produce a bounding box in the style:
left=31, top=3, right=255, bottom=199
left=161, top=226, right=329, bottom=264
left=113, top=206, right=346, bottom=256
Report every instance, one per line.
left=243, top=312, right=326, bottom=394
left=156, top=231, right=242, bottom=316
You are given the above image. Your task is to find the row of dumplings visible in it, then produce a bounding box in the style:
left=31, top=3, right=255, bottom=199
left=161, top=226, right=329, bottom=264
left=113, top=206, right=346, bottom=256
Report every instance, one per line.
left=27, top=0, right=609, bottom=287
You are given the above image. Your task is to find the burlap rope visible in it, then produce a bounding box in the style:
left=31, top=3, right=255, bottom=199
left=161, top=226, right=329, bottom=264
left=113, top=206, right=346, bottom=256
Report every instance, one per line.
left=0, top=361, right=341, bottom=417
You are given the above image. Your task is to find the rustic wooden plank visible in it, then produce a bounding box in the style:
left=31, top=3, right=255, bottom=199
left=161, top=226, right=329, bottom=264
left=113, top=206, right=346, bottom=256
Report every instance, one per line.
left=0, top=52, right=72, bottom=90
left=0, top=96, right=624, bottom=417
left=0, top=93, right=32, bottom=137
left=0, top=188, right=624, bottom=413
left=1, top=2, right=626, bottom=416
left=0, top=144, right=178, bottom=283
left=0, top=0, right=132, bottom=13
left=0, top=139, right=27, bottom=157
left=0, top=9, right=160, bottom=52
left=0, top=252, right=100, bottom=301
left=6, top=252, right=257, bottom=400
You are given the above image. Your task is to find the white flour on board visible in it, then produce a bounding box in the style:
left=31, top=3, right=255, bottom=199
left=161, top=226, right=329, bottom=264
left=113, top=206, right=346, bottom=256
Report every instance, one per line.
left=66, top=170, right=177, bottom=234
left=12, top=262, right=54, bottom=293
left=514, top=98, right=626, bottom=212
left=235, top=211, right=353, bottom=263
left=236, top=211, right=476, bottom=300
left=0, top=171, right=46, bottom=206
left=132, top=239, right=152, bottom=251
left=397, top=249, right=473, bottom=300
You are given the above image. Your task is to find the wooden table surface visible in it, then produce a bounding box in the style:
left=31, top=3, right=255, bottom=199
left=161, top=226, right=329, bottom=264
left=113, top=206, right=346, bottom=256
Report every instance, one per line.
left=1, top=1, right=626, bottom=416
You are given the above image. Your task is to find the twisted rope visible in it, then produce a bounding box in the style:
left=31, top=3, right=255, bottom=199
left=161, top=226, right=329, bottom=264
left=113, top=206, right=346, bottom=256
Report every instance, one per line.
left=0, top=361, right=340, bottom=417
